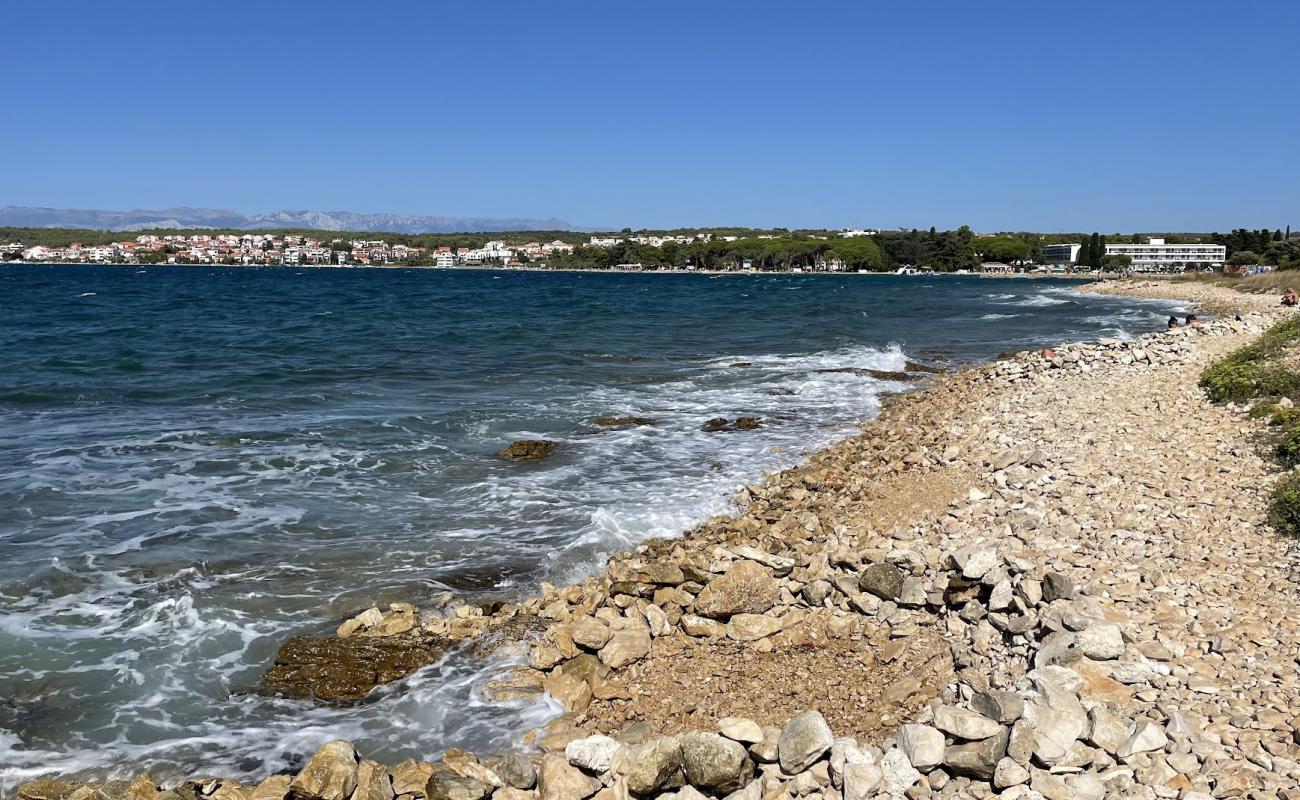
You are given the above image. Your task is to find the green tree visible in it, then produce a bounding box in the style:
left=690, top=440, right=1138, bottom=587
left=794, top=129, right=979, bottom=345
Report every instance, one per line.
left=1228, top=250, right=1261, bottom=266
left=1100, top=254, right=1132, bottom=271
left=1088, top=233, right=1103, bottom=268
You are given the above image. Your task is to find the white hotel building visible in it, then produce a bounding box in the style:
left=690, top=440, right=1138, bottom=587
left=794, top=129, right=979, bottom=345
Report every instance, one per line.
left=1104, top=238, right=1226, bottom=272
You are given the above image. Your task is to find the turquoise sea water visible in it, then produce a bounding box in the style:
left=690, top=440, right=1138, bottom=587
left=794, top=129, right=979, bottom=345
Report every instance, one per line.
left=0, top=265, right=1186, bottom=790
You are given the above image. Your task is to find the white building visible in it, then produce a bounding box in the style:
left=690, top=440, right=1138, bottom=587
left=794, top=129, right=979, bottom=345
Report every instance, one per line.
left=436, top=252, right=455, bottom=268
left=1105, top=238, right=1226, bottom=272
left=1042, top=243, right=1081, bottom=265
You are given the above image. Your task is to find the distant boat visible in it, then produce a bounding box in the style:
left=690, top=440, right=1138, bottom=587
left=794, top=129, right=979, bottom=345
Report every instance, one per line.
left=895, top=266, right=917, bottom=275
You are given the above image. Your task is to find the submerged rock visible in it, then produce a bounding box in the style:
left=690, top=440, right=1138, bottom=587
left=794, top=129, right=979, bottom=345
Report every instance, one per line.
left=499, top=440, right=557, bottom=460
left=701, top=418, right=730, bottom=432
left=592, top=416, right=655, bottom=427
left=734, top=417, right=761, bottom=430
left=262, top=633, right=448, bottom=704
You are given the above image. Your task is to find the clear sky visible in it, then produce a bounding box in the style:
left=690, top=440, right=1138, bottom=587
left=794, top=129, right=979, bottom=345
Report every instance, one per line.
left=3, top=0, right=1297, bottom=232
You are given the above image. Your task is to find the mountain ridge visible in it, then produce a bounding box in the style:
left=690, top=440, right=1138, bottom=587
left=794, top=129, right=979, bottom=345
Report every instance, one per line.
left=0, top=205, right=586, bottom=234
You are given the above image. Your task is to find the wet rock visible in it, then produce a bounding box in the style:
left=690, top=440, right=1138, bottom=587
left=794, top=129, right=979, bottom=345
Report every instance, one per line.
left=388, top=762, right=432, bottom=798
left=17, top=780, right=79, bottom=800
left=859, top=562, right=905, bottom=600
left=499, top=440, right=557, bottom=460
left=249, top=776, right=292, bottom=800
left=593, top=416, right=655, bottom=426
left=678, top=732, right=754, bottom=795
left=424, top=775, right=490, bottom=800
left=734, top=417, right=761, bottom=431
left=542, top=668, right=592, bottom=712
left=288, top=741, right=359, bottom=800
left=701, top=418, right=730, bottom=432
left=352, top=761, right=393, bottom=800
left=486, top=754, right=536, bottom=791
left=336, top=607, right=383, bottom=639
left=692, top=560, right=778, bottom=619
left=262, top=634, right=447, bottom=704
left=777, top=710, right=834, bottom=774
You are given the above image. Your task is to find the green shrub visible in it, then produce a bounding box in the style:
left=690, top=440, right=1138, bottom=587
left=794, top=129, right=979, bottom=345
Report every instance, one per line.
left=1248, top=401, right=1280, bottom=419
left=1201, top=361, right=1300, bottom=402
left=1275, top=407, right=1300, bottom=426
left=1279, top=425, right=1300, bottom=467
left=1270, top=470, right=1300, bottom=537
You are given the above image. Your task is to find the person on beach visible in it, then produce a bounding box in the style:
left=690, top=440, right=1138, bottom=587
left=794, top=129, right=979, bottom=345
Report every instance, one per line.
left=1167, top=316, right=1179, bottom=330
left=1186, top=315, right=1202, bottom=326
left=1282, top=288, right=1298, bottom=307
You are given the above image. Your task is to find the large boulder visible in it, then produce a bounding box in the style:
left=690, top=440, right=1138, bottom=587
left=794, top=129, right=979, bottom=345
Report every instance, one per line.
left=678, top=732, right=754, bottom=794
left=565, top=735, right=622, bottom=774
left=693, top=561, right=778, bottom=619
left=425, top=775, right=491, bottom=800
left=289, top=741, right=359, bottom=800
left=598, top=626, right=652, bottom=668
left=537, top=754, right=600, bottom=800
left=718, top=717, right=764, bottom=744
left=897, top=724, right=945, bottom=771
left=777, top=711, right=834, bottom=774
left=570, top=616, right=613, bottom=651
left=933, top=706, right=1004, bottom=741
left=486, top=754, right=537, bottom=790
left=353, top=761, right=393, bottom=800
left=619, top=736, right=684, bottom=796
left=726, top=613, right=783, bottom=642
left=859, top=563, right=904, bottom=600
left=943, top=729, right=1010, bottom=780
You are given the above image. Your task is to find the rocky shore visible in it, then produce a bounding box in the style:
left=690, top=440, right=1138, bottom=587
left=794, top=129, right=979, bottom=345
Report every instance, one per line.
left=19, top=283, right=1300, bottom=800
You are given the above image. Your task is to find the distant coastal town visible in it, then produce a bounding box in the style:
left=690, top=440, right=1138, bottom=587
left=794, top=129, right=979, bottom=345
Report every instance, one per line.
left=2, top=225, right=1296, bottom=274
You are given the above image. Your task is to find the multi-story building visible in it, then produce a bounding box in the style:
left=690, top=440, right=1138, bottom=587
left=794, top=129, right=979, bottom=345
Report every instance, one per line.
left=1105, top=238, right=1226, bottom=271
left=1042, top=243, right=1081, bottom=266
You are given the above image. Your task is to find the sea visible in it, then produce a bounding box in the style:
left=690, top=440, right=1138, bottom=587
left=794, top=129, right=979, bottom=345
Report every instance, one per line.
left=0, top=265, right=1187, bottom=791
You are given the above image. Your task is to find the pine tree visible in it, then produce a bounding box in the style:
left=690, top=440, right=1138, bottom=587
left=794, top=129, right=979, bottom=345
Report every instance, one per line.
left=1089, top=233, right=1103, bottom=268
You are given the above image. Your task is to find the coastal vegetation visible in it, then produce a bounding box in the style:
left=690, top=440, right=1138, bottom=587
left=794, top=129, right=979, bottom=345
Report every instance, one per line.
left=1200, top=314, right=1300, bottom=535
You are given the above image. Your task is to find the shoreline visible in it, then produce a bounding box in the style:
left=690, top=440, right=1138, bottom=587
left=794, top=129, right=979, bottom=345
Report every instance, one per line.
left=14, top=281, right=1298, bottom=800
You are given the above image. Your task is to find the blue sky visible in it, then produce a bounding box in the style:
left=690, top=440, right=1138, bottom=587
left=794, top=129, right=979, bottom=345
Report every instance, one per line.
left=2, top=0, right=1297, bottom=232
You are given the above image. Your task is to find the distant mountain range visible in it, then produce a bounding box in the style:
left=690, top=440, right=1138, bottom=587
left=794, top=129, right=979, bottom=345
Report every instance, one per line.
left=0, top=206, right=585, bottom=234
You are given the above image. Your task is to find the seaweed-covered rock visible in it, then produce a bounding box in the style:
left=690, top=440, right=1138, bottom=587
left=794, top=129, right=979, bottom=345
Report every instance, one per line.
left=499, top=440, right=557, bottom=460
left=262, top=634, right=447, bottom=703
